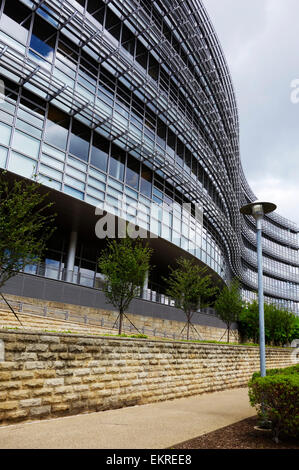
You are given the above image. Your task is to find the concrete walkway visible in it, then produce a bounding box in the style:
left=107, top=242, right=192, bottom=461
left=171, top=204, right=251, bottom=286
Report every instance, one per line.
left=0, top=388, right=255, bottom=449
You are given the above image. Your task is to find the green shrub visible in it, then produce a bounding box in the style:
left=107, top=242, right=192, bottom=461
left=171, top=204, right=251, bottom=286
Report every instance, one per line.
left=249, top=371, right=299, bottom=441
left=251, top=364, right=299, bottom=380
left=291, top=317, right=299, bottom=343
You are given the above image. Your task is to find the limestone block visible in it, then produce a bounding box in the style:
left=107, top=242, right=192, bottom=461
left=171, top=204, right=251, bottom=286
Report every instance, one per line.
left=29, top=405, right=51, bottom=416
left=44, top=378, right=64, bottom=387
left=20, top=398, right=42, bottom=408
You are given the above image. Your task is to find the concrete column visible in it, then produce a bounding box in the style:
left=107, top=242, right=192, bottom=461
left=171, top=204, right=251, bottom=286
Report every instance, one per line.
left=66, top=231, right=78, bottom=283
left=142, top=270, right=149, bottom=300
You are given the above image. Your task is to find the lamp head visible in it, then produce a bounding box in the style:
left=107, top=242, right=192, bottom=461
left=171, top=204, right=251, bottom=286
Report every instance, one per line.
left=240, top=200, right=277, bottom=220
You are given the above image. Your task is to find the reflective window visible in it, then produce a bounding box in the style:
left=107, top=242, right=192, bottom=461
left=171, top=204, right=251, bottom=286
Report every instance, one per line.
left=105, top=9, right=121, bottom=41
left=45, top=105, right=70, bottom=150
left=87, top=185, right=105, bottom=200
left=121, top=24, right=135, bottom=55
left=42, top=143, right=65, bottom=161
left=12, top=130, right=40, bottom=159
left=0, top=122, right=11, bottom=146
left=136, top=41, right=148, bottom=69
left=87, top=0, right=105, bottom=24
left=126, top=156, right=140, bottom=190
left=0, top=147, right=8, bottom=168
left=4, top=0, right=31, bottom=25
left=38, top=175, right=61, bottom=190
left=29, top=15, right=56, bottom=61
left=109, top=145, right=125, bottom=181
left=40, top=154, right=64, bottom=171
left=90, top=132, right=108, bottom=171
left=39, top=163, right=62, bottom=181
left=45, top=258, right=60, bottom=280
left=16, top=119, right=42, bottom=138
left=64, top=175, right=85, bottom=191
left=69, top=120, right=90, bottom=162
left=8, top=152, right=37, bottom=178
left=140, top=164, right=152, bottom=198
left=64, top=185, right=84, bottom=200
left=66, top=165, right=86, bottom=181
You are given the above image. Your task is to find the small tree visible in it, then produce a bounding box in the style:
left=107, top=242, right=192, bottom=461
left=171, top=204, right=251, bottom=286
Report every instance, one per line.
left=214, top=279, right=243, bottom=343
left=239, top=300, right=298, bottom=346
left=164, top=257, right=218, bottom=340
left=264, top=305, right=297, bottom=346
left=98, top=237, right=152, bottom=335
left=238, top=300, right=260, bottom=343
left=0, top=171, right=56, bottom=322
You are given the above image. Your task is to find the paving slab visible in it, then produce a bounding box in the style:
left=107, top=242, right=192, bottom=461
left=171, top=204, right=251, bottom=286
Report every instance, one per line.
left=0, top=387, right=256, bottom=449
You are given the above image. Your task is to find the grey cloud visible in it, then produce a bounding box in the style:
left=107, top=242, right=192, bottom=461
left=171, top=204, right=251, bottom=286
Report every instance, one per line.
left=203, top=0, right=299, bottom=225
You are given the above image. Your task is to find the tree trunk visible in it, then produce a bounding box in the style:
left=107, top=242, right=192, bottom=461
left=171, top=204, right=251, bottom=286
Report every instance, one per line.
left=227, top=325, right=230, bottom=343
left=187, top=312, right=190, bottom=341
left=118, top=309, right=123, bottom=335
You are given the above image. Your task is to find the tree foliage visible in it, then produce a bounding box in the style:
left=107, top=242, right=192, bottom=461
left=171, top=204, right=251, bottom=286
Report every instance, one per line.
left=98, top=237, right=152, bottom=334
left=238, top=300, right=298, bottom=346
left=0, top=171, right=56, bottom=290
left=164, top=257, right=218, bottom=340
left=214, top=279, right=243, bottom=342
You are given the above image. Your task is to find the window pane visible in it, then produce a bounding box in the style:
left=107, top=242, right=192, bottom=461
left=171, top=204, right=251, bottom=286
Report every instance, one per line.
left=16, top=119, right=42, bottom=138
left=45, top=106, right=70, bottom=150
left=90, top=132, right=108, bottom=171
left=4, top=0, right=31, bottom=24
left=69, top=120, right=90, bottom=161
left=29, top=14, right=56, bottom=61
left=12, top=130, right=40, bottom=159
left=8, top=152, right=37, bottom=178
left=0, top=146, right=8, bottom=168
left=40, top=154, right=64, bottom=171
left=109, top=145, right=125, bottom=181
left=42, top=143, right=65, bottom=161
left=38, top=175, right=61, bottom=190
left=140, top=164, right=152, bottom=198
left=39, top=163, right=62, bottom=181
left=64, top=185, right=84, bottom=200
left=126, top=155, right=140, bottom=190
left=87, top=185, right=105, bottom=200
left=0, top=122, right=11, bottom=146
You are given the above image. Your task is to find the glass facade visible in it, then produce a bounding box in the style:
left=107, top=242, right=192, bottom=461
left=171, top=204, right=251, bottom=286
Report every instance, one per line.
left=0, top=0, right=298, bottom=314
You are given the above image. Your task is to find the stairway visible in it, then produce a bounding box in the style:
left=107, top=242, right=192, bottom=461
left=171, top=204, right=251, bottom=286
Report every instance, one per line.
left=0, top=306, right=117, bottom=337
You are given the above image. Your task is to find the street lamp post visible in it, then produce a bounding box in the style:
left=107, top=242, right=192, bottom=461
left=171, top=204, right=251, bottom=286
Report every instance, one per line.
left=240, top=201, right=277, bottom=377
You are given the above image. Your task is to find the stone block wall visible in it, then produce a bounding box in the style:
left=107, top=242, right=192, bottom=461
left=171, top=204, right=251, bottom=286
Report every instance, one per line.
left=0, top=330, right=294, bottom=425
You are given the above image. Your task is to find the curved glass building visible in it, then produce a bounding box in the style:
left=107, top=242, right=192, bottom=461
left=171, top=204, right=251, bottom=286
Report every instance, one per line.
left=0, top=0, right=298, bottom=315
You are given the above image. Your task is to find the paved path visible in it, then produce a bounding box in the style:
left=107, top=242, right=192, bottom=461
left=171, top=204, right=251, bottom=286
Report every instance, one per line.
left=0, top=388, right=255, bottom=449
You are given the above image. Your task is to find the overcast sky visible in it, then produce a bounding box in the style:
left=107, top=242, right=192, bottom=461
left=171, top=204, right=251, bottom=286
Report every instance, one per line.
left=202, top=0, right=299, bottom=226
